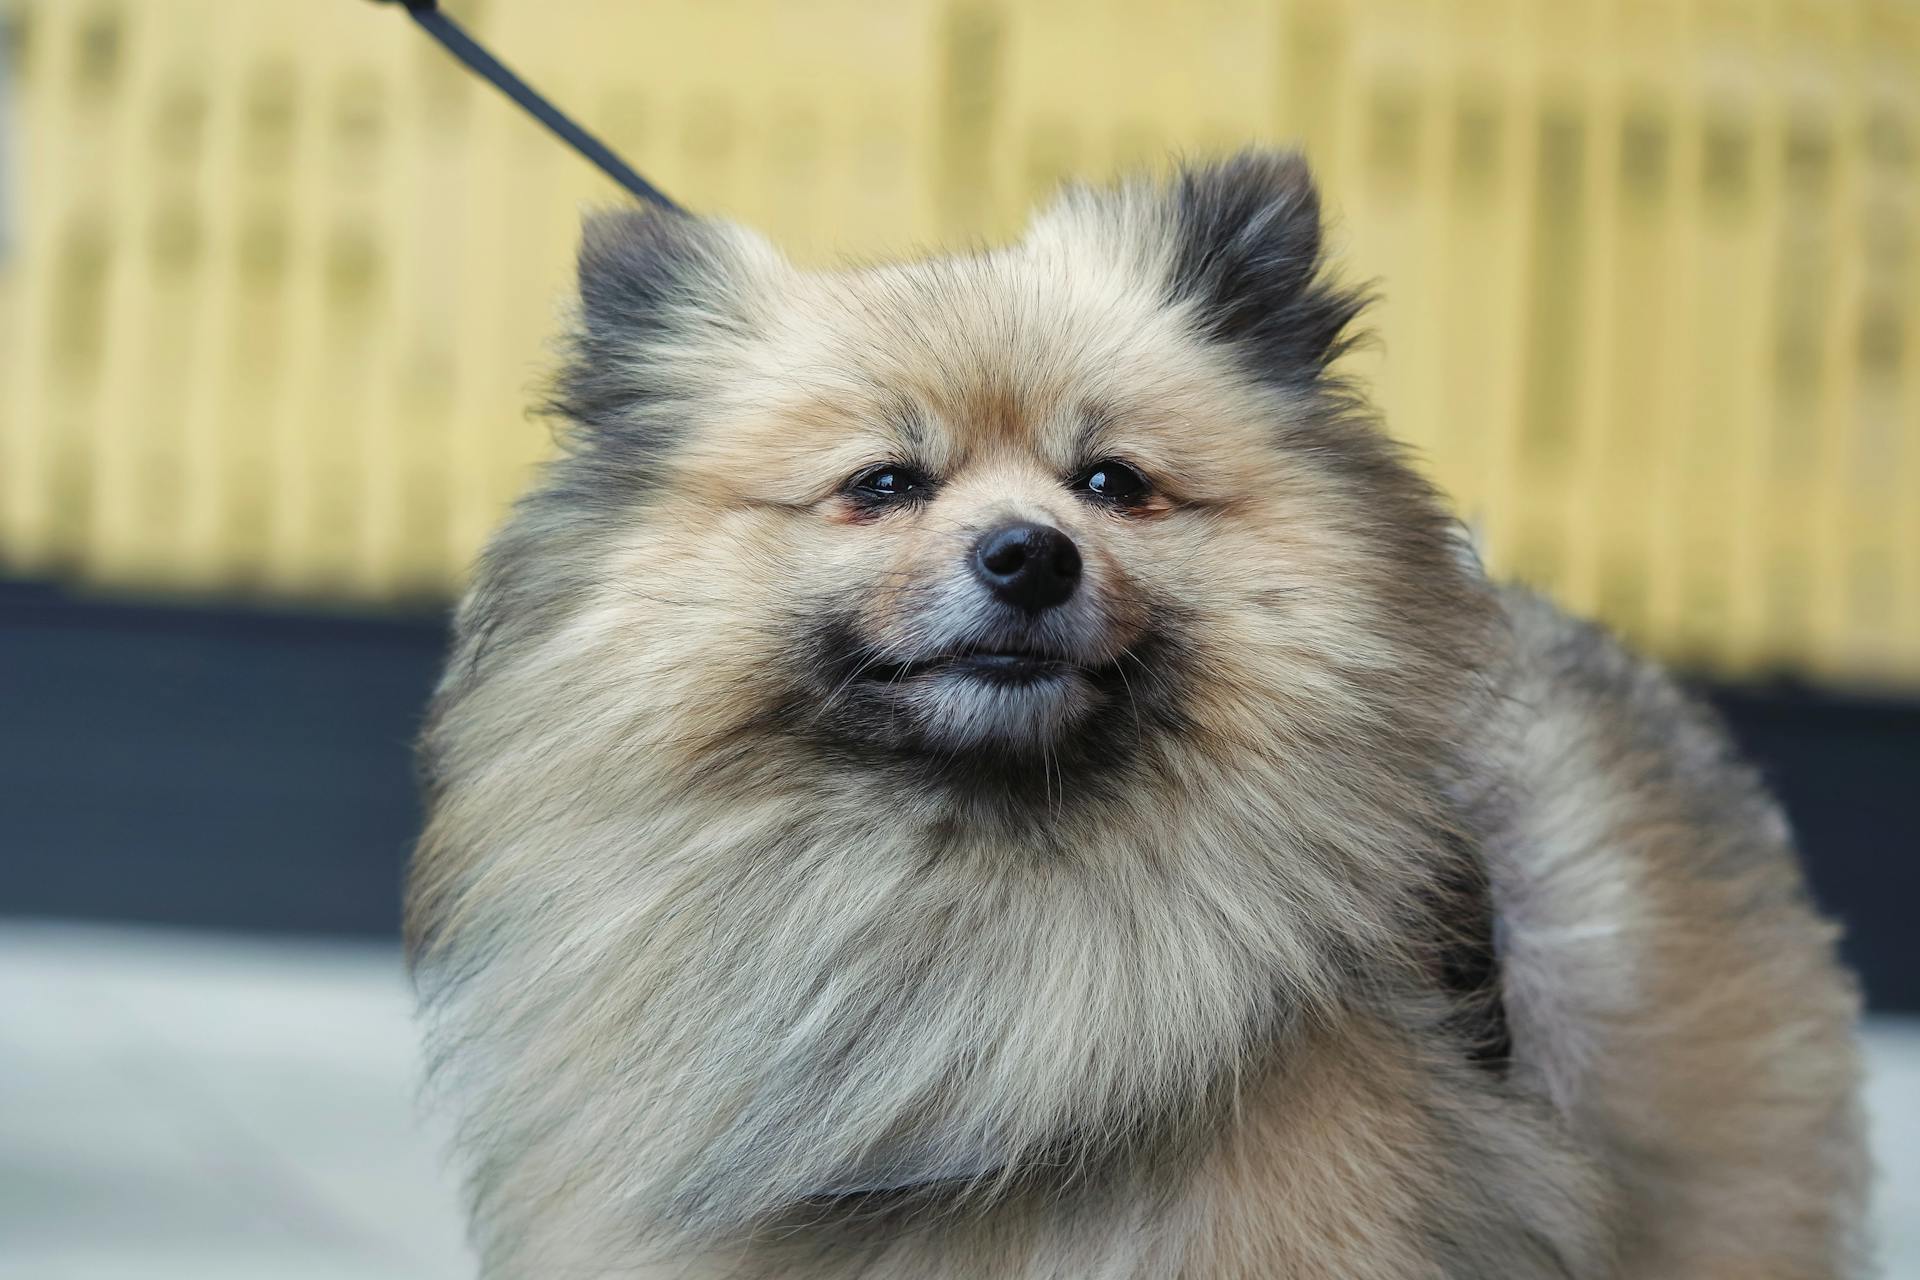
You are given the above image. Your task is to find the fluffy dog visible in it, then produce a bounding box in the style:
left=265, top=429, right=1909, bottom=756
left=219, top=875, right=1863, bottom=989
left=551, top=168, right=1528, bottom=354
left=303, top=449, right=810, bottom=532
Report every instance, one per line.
left=408, top=152, right=1867, bottom=1278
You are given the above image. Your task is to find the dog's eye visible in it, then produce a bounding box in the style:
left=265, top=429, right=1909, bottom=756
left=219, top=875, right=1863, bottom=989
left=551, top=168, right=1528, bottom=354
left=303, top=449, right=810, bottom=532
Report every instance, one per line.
left=1070, top=459, right=1151, bottom=506
left=847, top=464, right=932, bottom=503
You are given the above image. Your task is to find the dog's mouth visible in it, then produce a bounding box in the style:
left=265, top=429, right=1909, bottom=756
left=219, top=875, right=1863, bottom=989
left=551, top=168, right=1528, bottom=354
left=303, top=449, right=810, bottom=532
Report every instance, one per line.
left=812, top=621, right=1173, bottom=761
left=861, top=643, right=1089, bottom=687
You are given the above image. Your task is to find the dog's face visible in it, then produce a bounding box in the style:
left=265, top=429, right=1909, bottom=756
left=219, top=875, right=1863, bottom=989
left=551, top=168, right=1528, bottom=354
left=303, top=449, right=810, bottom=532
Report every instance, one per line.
left=510, top=152, right=1480, bottom=802
left=650, top=269, right=1277, bottom=771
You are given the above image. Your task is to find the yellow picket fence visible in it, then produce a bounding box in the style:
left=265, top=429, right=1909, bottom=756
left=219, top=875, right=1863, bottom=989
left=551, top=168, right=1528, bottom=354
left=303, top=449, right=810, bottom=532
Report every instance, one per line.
left=1, top=0, right=1916, bottom=684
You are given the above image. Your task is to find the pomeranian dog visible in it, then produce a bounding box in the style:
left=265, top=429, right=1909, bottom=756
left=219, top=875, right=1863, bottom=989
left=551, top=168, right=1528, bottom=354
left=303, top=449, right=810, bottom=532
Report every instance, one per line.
left=408, top=152, right=1866, bottom=1278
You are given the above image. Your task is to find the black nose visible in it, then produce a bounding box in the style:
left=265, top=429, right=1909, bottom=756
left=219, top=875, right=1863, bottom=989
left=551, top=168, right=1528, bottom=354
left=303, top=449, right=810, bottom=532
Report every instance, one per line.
left=971, top=521, right=1082, bottom=613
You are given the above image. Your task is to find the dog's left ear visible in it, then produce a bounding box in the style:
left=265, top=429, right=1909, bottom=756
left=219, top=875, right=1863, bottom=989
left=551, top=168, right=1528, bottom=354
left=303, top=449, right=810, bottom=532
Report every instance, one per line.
left=1038, top=151, right=1366, bottom=387
left=1161, top=151, right=1367, bottom=385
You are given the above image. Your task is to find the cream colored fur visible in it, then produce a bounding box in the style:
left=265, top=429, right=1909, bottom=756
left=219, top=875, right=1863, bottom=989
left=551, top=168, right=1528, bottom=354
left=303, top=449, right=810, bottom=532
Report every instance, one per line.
left=410, top=153, right=1866, bottom=1278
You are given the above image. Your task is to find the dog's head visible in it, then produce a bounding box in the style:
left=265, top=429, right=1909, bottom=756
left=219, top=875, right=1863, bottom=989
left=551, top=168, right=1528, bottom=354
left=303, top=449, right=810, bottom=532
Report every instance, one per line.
left=462, top=152, right=1483, bottom=805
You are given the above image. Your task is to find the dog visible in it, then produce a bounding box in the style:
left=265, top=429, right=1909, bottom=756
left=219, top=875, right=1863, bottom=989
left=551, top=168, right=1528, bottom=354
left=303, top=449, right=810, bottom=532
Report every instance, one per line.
left=407, top=151, right=1867, bottom=1278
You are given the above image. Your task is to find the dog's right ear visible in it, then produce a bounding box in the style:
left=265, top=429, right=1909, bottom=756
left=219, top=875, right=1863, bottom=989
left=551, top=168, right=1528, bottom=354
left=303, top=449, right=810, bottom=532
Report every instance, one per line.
left=554, top=208, right=772, bottom=431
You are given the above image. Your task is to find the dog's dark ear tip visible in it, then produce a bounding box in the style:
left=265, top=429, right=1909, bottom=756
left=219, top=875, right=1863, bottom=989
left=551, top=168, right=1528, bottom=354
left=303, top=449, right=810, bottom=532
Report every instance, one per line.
left=578, top=205, right=689, bottom=269
left=1177, top=148, right=1317, bottom=196
left=580, top=201, right=697, bottom=244
left=1184, top=147, right=1316, bottom=186
left=573, top=205, right=716, bottom=335
left=1171, top=149, right=1323, bottom=243
left=1163, top=148, right=1356, bottom=383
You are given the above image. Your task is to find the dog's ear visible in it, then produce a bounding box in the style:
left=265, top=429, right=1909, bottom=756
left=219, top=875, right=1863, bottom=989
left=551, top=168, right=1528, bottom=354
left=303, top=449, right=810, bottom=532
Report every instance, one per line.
left=1035, top=151, right=1366, bottom=387
left=1161, top=151, right=1367, bottom=385
left=552, top=208, right=771, bottom=431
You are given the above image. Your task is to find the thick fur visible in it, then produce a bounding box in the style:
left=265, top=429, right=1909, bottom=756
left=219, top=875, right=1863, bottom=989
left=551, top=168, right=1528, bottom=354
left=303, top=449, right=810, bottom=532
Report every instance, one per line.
left=409, top=152, right=1867, bottom=1278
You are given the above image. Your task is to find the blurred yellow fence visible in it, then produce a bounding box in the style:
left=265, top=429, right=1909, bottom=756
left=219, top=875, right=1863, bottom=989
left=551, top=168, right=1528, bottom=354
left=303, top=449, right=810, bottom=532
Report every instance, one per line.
left=1, top=0, right=1916, bottom=685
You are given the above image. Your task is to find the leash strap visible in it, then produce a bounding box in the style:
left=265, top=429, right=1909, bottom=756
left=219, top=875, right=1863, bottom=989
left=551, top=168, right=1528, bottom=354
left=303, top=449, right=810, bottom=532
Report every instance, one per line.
left=373, top=0, right=685, bottom=213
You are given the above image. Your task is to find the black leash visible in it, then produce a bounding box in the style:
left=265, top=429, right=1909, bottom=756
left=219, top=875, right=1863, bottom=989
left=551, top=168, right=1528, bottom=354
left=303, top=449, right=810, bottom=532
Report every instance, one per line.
left=369, top=0, right=684, bottom=214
